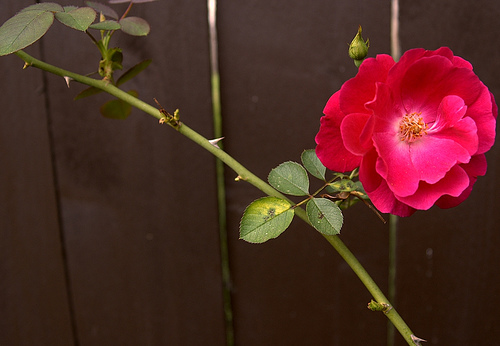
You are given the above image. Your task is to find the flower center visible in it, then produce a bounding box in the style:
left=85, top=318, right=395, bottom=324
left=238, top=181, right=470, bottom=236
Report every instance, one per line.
left=399, top=112, right=428, bottom=142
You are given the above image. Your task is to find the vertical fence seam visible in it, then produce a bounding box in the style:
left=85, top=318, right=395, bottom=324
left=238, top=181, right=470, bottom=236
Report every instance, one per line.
left=36, top=0, right=80, bottom=343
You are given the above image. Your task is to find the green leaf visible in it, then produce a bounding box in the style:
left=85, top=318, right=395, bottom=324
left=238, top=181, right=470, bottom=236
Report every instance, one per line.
left=0, top=4, right=63, bottom=56
left=89, top=20, right=121, bottom=31
left=327, top=179, right=358, bottom=193
left=55, top=7, right=96, bottom=31
left=74, top=86, right=103, bottom=100
left=116, top=59, right=152, bottom=86
left=301, top=149, right=326, bottom=180
left=268, top=161, right=309, bottom=196
left=86, top=1, right=119, bottom=19
left=240, top=197, right=295, bottom=243
left=62, top=6, right=79, bottom=12
left=119, top=17, right=150, bottom=36
left=100, top=90, right=138, bottom=119
left=110, top=48, right=123, bottom=67
left=306, top=198, right=343, bottom=235
left=19, top=3, right=63, bottom=13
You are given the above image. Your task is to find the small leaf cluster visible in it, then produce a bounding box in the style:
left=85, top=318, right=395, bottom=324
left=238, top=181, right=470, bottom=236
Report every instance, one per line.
left=239, top=150, right=368, bottom=244
left=0, top=1, right=155, bottom=120
left=0, top=1, right=152, bottom=56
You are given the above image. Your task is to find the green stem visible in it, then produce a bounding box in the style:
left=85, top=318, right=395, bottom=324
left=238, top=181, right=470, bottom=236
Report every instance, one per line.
left=208, top=0, right=234, bottom=342
left=14, top=49, right=417, bottom=345
left=388, top=213, right=399, bottom=346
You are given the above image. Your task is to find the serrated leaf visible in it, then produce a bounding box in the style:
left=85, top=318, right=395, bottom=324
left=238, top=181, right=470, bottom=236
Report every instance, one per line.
left=0, top=10, right=56, bottom=56
left=86, top=1, right=119, bottom=19
left=306, top=198, right=343, bottom=235
left=119, top=17, right=150, bottom=36
left=19, top=3, right=64, bottom=13
left=74, top=86, right=103, bottom=100
left=89, top=20, right=121, bottom=31
left=116, top=59, right=152, bottom=86
left=55, top=7, right=96, bottom=31
left=240, top=197, right=294, bottom=243
left=100, top=90, right=138, bottom=119
left=301, top=149, right=326, bottom=180
left=268, top=161, right=309, bottom=196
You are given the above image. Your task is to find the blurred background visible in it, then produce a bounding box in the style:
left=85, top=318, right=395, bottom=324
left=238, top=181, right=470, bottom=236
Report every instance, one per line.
left=1, top=0, right=499, bottom=345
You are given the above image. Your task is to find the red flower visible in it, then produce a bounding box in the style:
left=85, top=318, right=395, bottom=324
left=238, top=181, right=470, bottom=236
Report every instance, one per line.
left=316, top=47, right=497, bottom=217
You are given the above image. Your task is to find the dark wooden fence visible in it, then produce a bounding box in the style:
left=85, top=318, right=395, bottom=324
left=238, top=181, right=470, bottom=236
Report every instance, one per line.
left=1, top=0, right=499, bottom=345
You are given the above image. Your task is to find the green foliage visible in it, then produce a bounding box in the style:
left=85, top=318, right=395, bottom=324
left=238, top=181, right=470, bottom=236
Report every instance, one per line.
left=89, top=20, right=121, bottom=31
left=0, top=1, right=152, bottom=56
left=301, top=149, right=326, bottom=180
left=100, top=90, right=138, bottom=119
left=74, top=86, right=102, bottom=100
left=118, top=17, right=150, bottom=36
left=306, top=198, right=343, bottom=235
left=327, top=179, right=358, bottom=193
left=0, top=3, right=62, bottom=56
left=75, top=59, right=152, bottom=100
left=116, top=59, right=152, bottom=86
left=239, top=197, right=295, bottom=243
left=55, top=7, right=96, bottom=31
left=238, top=150, right=377, bottom=243
left=268, top=161, right=309, bottom=196
left=99, top=47, right=123, bottom=80
left=240, top=150, right=350, bottom=243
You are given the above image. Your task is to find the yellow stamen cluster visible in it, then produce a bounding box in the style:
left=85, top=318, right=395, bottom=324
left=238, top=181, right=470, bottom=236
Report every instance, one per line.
left=399, top=112, right=428, bottom=142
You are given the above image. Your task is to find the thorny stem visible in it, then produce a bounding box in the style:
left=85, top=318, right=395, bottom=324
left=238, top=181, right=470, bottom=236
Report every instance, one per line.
left=14, top=49, right=420, bottom=346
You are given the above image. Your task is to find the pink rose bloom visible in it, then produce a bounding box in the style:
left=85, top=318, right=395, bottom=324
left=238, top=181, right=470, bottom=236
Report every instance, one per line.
left=315, top=47, right=497, bottom=217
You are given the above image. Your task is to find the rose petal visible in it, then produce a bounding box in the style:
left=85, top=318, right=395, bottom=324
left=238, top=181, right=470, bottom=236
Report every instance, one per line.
left=366, top=84, right=421, bottom=196
left=358, top=148, right=382, bottom=194
left=435, top=154, right=487, bottom=208
left=400, top=56, right=483, bottom=119
left=429, top=95, right=468, bottom=132
left=358, top=149, right=416, bottom=216
left=466, top=88, right=498, bottom=154
left=340, top=54, right=395, bottom=115
left=452, top=55, right=473, bottom=70
left=315, top=47, right=496, bottom=216
left=397, top=165, right=470, bottom=209
left=316, top=92, right=361, bottom=172
left=341, top=113, right=373, bottom=155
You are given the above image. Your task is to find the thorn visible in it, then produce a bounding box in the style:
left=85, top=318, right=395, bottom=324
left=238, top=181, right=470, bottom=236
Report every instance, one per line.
left=22, top=62, right=31, bottom=70
left=411, top=334, right=427, bottom=345
left=63, top=76, right=73, bottom=88
left=208, top=137, right=224, bottom=149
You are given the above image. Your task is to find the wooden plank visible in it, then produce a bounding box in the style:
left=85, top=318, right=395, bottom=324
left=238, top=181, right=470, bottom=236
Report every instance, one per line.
left=397, top=0, right=500, bottom=344
left=35, top=0, right=226, bottom=345
left=0, top=1, right=75, bottom=345
left=218, top=1, right=393, bottom=344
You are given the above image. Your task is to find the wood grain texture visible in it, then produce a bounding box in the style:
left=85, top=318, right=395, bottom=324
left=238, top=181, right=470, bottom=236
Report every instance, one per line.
left=0, top=1, right=75, bottom=345
left=39, top=0, right=225, bottom=345
left=217, top=1, right=393, bottom=345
